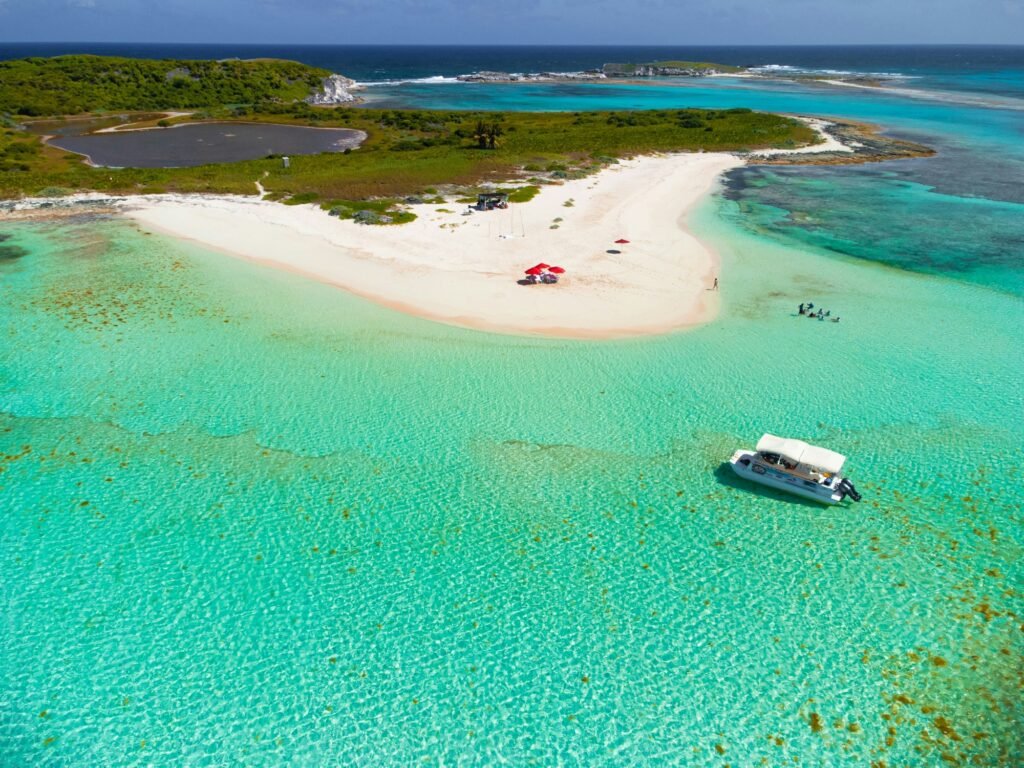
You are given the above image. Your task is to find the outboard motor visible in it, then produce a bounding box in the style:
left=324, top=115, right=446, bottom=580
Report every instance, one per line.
left=838, top=479, right=862, bottom=502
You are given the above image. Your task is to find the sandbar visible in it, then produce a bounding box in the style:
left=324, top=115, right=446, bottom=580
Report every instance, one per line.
left=120, top=152, right=741, bottom=339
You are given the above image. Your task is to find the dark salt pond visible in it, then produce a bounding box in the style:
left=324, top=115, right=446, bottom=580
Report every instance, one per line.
left=48, top=123, right=365, bottom=168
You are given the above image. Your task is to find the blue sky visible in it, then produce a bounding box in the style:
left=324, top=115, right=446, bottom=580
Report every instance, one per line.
left=0, top=0, right=1022, bottom=44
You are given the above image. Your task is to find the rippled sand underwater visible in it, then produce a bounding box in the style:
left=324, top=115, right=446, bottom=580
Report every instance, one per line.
left=0, top=212, right=1021, bottom=766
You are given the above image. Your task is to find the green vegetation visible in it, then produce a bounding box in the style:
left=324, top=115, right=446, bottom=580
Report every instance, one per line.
left=651, top=61, right=744, bottom=73
left=0, top=127, right=41, bottom=173
left=472, top=120, right=504, bottom=149
left=0, top=104, right=816, bottom=203
left=0, top=55, right=330, bottom=116
left=505, top=185, right=540, bottom=203
left=0, top=56, right=810, bottom=208
left=322, top=198, right=417, bottom=225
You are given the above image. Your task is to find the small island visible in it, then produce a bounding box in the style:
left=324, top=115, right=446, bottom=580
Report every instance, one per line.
left=455, top=60, right=745, bottom=83
left=602, top=60, right=745, bottom=77
left=0, top=54, right=932, bottom=337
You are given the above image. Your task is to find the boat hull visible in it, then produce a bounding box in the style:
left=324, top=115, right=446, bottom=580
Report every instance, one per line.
left=729, top=450, right=844, bottom=505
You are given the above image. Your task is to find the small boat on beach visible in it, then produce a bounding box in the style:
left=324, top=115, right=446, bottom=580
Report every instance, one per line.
left=730, top=434, right=862, bottom=505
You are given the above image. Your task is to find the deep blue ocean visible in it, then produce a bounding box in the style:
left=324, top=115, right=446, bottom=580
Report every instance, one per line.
left=2, top=43, right=1023, bottom=94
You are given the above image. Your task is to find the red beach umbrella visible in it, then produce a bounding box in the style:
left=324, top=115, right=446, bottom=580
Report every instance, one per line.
left=615, top=238, right=630, bottom=244
left=524, top=266, right=546, bottom=276
left=547, top=266, right=566, bottom=274
left=536, top=263, right=551, bottom=269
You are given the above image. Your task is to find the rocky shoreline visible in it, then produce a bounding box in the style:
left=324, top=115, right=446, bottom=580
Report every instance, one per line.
left=757, top=119, right=935, bottom=166
left=358, top=63, right=907, bottom=93
left=0, top=195, right=124, bottom=220
left=453, top=62, right=742, bottom=84
left=456, top=70, right=607, bottom=83
left=306, top=74, right=361, bottom=105
left=602, top=62, right=742, bottom=77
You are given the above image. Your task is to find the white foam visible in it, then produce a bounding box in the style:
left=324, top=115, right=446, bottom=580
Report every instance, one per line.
left=749, top=64, right=912, bottom=80
left=356, top=75, right=460, bottom=87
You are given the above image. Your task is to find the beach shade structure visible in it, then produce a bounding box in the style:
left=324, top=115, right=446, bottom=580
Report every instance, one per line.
left=536, top=263, right=551, bottom=269
left=547, top=266, right=566, bottom=274
left=524, top=266, right=546, bottom=276
left=614, top=238, right=630, bottom=244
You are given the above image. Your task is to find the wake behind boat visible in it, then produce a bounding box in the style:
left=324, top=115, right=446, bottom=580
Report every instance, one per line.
left=730, top=434, right=862, bottom=505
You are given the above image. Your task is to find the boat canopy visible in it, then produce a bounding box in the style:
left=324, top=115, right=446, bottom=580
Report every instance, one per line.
left=756, top=434, right=846, bottom=473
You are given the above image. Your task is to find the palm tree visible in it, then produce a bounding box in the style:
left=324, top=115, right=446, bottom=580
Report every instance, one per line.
left=473, top=120, right=489, bottom=149
left=486, top=122, right=503, bottom=149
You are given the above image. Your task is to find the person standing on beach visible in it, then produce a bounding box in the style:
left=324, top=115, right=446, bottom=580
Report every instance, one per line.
left=713, top=277, right=719, bottom=291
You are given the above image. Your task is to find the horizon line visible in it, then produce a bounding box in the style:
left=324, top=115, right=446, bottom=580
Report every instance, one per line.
left=2, top=41, right=1023, bottom=48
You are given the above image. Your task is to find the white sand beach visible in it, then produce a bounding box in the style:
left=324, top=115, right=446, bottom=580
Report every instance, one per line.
left=121, top=152, right=742, bottom=338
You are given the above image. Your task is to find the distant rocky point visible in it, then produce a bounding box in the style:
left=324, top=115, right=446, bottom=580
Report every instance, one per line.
left=456, top=70, right=607, bottom=83
left=306, top=74, right=361, bottom=105
left=454, top=63, right=742, bottom=83
left=602, top=61, right=744, bottom=77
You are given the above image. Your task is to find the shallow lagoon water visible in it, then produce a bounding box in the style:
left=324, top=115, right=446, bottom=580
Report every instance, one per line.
left=0, top=204, right=1020, bottom=765
left=49, top=123, right=364, bottom=168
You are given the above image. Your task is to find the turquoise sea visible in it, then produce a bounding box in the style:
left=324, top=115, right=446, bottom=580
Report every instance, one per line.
left=2, top=48, right=1023, bottom=765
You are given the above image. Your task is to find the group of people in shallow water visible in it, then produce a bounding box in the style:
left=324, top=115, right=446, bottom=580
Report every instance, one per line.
left=798, top=302, right=841, bottom=323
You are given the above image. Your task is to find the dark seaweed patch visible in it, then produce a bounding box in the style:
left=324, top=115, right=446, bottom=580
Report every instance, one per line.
left=0, top=244, right=28, bottom=261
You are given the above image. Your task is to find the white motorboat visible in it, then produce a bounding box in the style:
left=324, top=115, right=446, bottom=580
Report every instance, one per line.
left=729, top=434, right=862, bottom=505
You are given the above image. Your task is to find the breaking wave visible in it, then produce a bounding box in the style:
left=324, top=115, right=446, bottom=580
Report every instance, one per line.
left=749, top=64, right=912, bottom=79
left=356, top=75, right=460, bottom=87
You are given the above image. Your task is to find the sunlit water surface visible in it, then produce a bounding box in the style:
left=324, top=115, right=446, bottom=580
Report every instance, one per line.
left=2, top=49, right=1023, bottom=766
